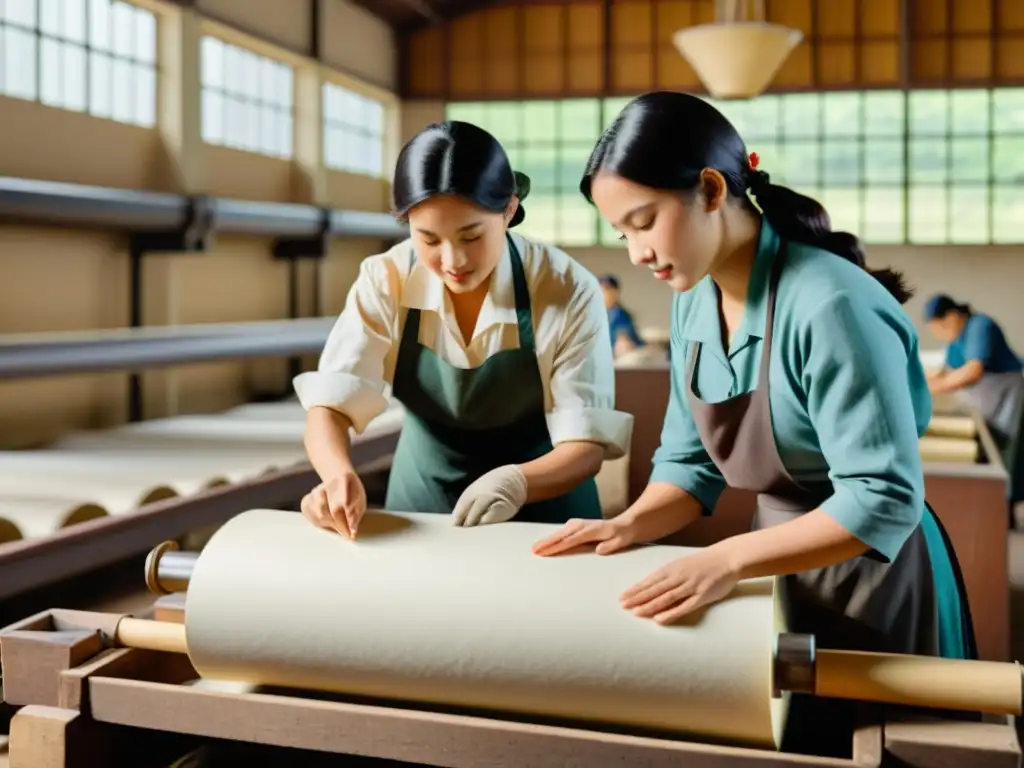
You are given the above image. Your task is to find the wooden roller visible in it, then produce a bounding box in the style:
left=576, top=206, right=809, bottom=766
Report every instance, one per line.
left=142, top=539, right=1024, bottom=719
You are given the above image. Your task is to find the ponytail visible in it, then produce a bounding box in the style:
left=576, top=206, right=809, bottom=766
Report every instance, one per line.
left=749, top=173, right=913, bottom=305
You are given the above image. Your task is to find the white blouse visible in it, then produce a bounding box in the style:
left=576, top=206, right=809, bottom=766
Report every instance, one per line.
left=293, top=232, right=634, bottom=460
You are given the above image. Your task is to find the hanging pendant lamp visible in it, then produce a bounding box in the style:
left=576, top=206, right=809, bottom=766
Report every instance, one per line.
left=672, top=0, right=803, bottom=100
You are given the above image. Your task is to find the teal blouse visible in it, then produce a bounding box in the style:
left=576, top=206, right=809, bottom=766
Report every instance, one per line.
left=651, top=219, right=932, bottom=563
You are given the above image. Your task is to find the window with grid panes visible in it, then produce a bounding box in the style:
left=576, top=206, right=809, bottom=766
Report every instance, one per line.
left=449, top=88, right=1024, bottom=247
left=323, top=82, right=385, bottom=178
left=862, top=92, right=906, bottom=244
left=446, top=100, right=602, bottom=247
left=200, top=35, right=293, bottom=159
left=0, top=0, right=157, bottom=127
left=993, top=89, right=1024, bottom=244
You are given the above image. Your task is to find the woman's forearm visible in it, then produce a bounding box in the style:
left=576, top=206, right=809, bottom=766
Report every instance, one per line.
left=930, top=361, right=984, bottom=394
left=618, top=482, right=705, bottom=543
left=304, top=406, right=357, bottom=482
left=717, top=509, right=868, bottom=579
left=518, top=441, right=604, bottom=502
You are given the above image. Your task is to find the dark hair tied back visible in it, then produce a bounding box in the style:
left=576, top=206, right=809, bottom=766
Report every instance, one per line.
left=581, top=92, right=913, bottom=304
left=510, top=170, right=531, bottom=227
left=393, top=121, right=531, bottom=228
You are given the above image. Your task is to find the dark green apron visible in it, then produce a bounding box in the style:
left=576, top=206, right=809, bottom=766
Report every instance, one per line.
left=385, top=234, right=602, bottom=524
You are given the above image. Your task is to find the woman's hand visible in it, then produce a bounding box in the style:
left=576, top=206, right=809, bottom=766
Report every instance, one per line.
left=452, top=465, right=528, bottom=526
left=532, top=516, right=636, bottom=556
left=300, top=470, right=367, bottom=539
left=620, top=545, right=740, bottom=624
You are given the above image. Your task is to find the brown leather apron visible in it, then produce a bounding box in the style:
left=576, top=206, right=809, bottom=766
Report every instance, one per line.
left=685, top=246, right=941, bottom=754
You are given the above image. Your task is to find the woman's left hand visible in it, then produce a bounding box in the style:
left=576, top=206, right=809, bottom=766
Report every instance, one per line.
left=620, top=545, right=741, bottom=624
left=452, top=465, right=528, bottom=526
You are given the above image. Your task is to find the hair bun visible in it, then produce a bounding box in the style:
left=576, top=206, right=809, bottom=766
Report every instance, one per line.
left=509, top=202, right=526, bottom=228
left=512, top=171, right=531, bottom=202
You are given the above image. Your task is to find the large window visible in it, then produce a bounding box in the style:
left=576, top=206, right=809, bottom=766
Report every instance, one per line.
left=448, top=88, right=1024, bottom=247
left=0, top=0, right=157, bottom=127
left=447, top=100, right=602, bottom=246
left=200, top=36, right=293, bottom=159
left=322, top=82, right=386, bottom=178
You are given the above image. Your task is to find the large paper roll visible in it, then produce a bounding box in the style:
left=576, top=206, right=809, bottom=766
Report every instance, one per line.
left=185, top=509, right=789, bottom=749
left=0, top=517, right=21, bottom=544
left=926, top=416, right=978, bottom=440
left=919, top=436, right=979, bottom=463
left=0, top=496, right=107, bottom=539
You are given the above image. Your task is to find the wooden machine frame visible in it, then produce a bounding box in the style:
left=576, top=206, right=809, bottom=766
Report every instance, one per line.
left=1, top=600, right=1020, bottom=768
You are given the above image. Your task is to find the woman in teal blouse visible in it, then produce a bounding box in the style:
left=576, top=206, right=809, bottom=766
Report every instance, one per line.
left=532, top=92, right=975, bottom=754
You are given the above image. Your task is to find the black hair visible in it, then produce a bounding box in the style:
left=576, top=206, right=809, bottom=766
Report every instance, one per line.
left=580, top=91, right=912, bottom=304
left=392, top=121, right=530, bottom=228
left=927, top=294, right=973, bottom=319
left=599, top=274, right=620, bottom=289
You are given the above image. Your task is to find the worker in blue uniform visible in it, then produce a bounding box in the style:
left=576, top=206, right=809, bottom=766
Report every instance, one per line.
left=533, top=91, right=976, bottom=756
left=924, top=294, right=1024, bottom=521
left=598, top=274, right=646, bottom=357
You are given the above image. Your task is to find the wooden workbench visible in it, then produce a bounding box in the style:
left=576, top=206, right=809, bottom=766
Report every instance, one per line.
left=0, top=606, right=1020, bottom=768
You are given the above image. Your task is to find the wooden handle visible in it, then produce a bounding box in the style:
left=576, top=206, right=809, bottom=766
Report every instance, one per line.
left=816, top=649, right=1023, bottom=715
left=116, top=617, right=188, bottom=655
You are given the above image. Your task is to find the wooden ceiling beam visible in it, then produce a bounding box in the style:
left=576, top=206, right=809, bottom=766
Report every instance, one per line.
left=397, top=0, right=504, bottom=33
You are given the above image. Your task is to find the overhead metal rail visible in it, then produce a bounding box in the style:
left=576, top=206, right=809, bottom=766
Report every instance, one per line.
left=0, top=176, right=405, bottom=416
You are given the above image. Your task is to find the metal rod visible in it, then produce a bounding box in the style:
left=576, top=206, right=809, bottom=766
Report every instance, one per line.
left=145, top=540, right=199, bottom=596
left=111, top=608, right=1024, bottom=717
left=0, top=317, right=337, bottom=380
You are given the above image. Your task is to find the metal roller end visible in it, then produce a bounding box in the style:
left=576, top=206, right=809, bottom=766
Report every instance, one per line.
left=145, top=540, right=198, bottom=596
left=773, top=632, right=816, bottom=697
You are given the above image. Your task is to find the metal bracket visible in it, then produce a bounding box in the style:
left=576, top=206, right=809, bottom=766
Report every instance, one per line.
left=271, top=207, right=332, bottom=262
left=773, top=632, right=816, bottom=697
left=126, top=195, right=217, bottom=422
left=272, top=208, right=331, bottom=383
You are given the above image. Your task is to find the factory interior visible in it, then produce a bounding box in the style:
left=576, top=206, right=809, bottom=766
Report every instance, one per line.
left=1, top=0, right=1024, bottom=765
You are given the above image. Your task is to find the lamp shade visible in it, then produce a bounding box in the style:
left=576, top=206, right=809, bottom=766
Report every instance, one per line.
left=673, top=22, right=803, bottom=100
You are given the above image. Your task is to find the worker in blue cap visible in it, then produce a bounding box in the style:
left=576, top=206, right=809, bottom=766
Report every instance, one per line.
left=598, top=274, right=646, bottom=358
left=924, top=293, right=1024, bottom=520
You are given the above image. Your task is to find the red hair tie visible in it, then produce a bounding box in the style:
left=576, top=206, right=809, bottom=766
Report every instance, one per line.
left=748, top=151, right=760, bottom=171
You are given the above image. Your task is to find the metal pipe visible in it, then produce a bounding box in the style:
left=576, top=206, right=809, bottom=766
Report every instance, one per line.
left=0, top=176, right=407, bottom=239
left=0, top=317, right=336, bottom=380
left=145, top=541, right=198, bottom=595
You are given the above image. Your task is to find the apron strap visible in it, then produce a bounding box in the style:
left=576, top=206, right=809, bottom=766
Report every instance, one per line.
left=924, top=501, right=980, bottom=660
left=507, top=233, right=536, bottom=353
left=687, top=238, right=789, bottom=393
left=399, top=234, right=535, bottom=355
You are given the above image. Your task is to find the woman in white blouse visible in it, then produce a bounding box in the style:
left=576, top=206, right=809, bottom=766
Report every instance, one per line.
left=294, top=121, right=633, bottom=539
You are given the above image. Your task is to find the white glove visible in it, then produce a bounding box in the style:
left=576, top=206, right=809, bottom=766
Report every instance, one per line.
left=451, top=465, right=528, bottom=527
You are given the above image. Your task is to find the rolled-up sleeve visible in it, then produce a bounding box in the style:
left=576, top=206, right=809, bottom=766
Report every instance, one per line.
left=803, top=292, right=925, bottom=562
left=648, top=336, right=725, bottom=514
left=292, top=257, right=395, bottom=434
left=545, top=275, right=634, bottom=459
